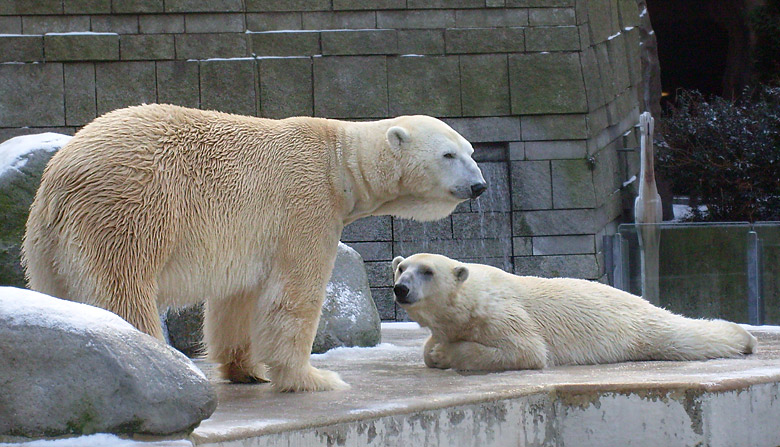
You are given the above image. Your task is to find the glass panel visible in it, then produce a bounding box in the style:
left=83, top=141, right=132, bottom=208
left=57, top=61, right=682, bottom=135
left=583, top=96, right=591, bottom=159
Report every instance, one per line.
left=617, top=222, right=752, bottom=323
left=753, top=222, right=780, bottom=324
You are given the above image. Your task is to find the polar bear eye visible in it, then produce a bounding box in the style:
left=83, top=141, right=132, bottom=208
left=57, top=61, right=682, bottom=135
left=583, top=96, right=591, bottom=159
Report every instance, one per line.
left=420, top=268, right=433, bottom=277
left=443, top=152, right=456, bottom=159
left=398, top=266, right=405, bottom=273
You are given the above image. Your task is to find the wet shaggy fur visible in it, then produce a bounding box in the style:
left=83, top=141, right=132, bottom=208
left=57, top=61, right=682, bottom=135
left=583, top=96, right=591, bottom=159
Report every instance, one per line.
left=22, top=104, right=485, bottom=392
left=392, top=254, right=757, bottom=371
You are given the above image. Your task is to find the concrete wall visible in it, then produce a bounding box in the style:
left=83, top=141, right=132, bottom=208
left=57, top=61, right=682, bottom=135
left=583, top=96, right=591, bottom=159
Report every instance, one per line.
left=0, top=0, right=643, bottom=320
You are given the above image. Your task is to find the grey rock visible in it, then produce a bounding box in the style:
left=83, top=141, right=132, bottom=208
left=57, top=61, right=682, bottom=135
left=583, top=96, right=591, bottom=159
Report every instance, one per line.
left=312, top=242, right=382, bottom=353
left=0, top=133, right=72, bottom=288
left=0, top=286, right=216, bottom=438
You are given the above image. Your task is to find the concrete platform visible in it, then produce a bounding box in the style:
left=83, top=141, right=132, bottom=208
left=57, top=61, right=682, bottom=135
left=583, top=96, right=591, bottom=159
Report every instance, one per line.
left=180, top=323, right=780, bottom=447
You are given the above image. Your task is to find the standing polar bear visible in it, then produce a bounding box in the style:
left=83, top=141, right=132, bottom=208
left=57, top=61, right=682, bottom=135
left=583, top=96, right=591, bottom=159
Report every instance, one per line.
left=392, top=254, right=756, bottom=371
left=22, top=104, right=486, bottom=392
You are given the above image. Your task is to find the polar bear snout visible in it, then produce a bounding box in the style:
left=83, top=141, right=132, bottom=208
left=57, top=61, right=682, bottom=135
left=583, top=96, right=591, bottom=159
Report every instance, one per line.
left=393, top=283, right=412, bottom=303
left=470, top=182, right=488, bottom=198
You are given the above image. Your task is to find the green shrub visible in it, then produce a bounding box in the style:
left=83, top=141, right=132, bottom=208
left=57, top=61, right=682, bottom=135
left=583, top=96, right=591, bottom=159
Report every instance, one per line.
left=657, top=87, right=780, bottom=222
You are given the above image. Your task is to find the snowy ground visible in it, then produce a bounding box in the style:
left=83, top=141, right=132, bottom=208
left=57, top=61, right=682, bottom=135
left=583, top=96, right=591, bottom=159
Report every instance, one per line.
left=0, top=133, right=71, bottom=176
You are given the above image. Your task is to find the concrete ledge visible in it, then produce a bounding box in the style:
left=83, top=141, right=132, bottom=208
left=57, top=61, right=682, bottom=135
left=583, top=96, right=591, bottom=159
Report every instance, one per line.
left=185, top=323, right=780, bottom=447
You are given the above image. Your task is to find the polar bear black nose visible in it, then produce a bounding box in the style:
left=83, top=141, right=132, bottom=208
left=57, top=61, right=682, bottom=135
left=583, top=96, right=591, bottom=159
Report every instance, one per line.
left=393, top=284, right=410, bottom=300
left=470, top=182, right=488, bottom=198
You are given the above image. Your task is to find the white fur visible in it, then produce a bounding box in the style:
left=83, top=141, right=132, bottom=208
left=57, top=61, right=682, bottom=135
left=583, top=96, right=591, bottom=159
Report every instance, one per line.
left=22, top=104, right=485, bottom=392
left=393, top=253, right=757, bottom=371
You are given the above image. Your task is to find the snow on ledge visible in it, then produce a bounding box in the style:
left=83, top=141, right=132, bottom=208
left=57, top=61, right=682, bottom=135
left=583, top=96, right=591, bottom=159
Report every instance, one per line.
left=0, top=132, right=71, bottom=176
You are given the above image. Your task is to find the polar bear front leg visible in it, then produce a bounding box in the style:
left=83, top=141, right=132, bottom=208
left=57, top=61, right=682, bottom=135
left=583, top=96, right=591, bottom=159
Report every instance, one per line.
left=446, top=339, right=547, bottom=371
left=423, top=336, right=451, bottom=369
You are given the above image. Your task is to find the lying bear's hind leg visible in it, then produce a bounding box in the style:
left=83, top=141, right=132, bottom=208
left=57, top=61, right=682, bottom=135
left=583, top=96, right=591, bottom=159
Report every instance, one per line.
left=204, top=292, right=269, bottom=383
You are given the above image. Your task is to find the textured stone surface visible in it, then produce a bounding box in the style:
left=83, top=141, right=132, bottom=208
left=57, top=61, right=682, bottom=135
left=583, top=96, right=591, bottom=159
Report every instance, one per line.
left=199, top=59, right=256, bottom=116
left=44, top=33, right=119, bottom=62
left=513, top=209, right=597, bottom=236
left=510, top=52, right=587, bottom=114
left=258, top=57, right=313, bottom=118
left=525, top=25, right=580, bottom=51
left=312, top=243, right=381, bottom=353
left=551, top=159, right=597, bottom=208
left=313, top=56, right=387, bottom=118
left=342, top=216, right=393, bottom=242
left=445, top=27, right=525, bottom=54
left=249, top=31, right=319, bottom=57
left=0, top=287, right=216, bottom=437
left=64, top=63, right=97, bottom=126
left=514, top=253, right=600, bottom=278
left=511, top=160, right=552, bottom=211
left=175, top=33, right=247, bottom=59
left=532, top=235, right=595, bottom=255
left=0, top=63, right=64, bottom=127
left=388, top=56, right=460, bottom=117
left=321, top=30, right=398, bottom=56
left=164, top=303, right=204, bottom=358
left=156, top=60, right=200, bottom=108
left=0, top=133, right=71, bottom=288
left=95, top=61, right=156, bottom=115
left=120, top=34, right=175, bottom=60
left=0, top=35, right=42, bottom=62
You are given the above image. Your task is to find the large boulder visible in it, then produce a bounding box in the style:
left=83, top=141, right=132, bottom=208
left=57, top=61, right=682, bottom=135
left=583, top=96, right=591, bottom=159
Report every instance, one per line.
left=0, top=287, right=217, bottom=438
left=0, top=133, right=72, bottom=287
left=164, top=242, right=382, bottom=355
left=312, top=242, right=381, bottom=353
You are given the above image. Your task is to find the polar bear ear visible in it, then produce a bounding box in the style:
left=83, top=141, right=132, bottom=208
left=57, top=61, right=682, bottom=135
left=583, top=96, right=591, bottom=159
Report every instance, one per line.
left=387, top=126, right=410, bottom=151
left=453, top=266, right=469, bottom=283
left=392, top=256, right=405, bottom=272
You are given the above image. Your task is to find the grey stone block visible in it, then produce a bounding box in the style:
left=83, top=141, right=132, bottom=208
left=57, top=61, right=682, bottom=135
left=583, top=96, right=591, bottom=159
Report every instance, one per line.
left=313, top=56, right=388, bottom=118
left=246, top=12, right=302, bottom=31
left=525, top=26, right=580, bottom=52
left=470, top=161, right=511, bottom=212
left=509, top=52, right=587, bottom=114
left=460, top=54, right=510, bottom=117
left=349, top=241, right=392, bottom=262
left=156, top=60, right=200, bottom=108
left=443, top=116, right=521, bottom=143
left=618, top=0, right=641, bottom=28
left=581, top=46, right=606, bottom=110
left=0, top=63, right=64, bottom=127
left=90, top=15, right=139, bottom=33
left=185, top=13, right=245, bottom=33
left=377, top=10, right=456, bottom=29
left=64, top=63, right=96, bottom=126
left=395, top=238, right=511, bottom=260
left=529, top=7, right=576, bottom=26
left=521, top=114, right=588, bottom=140
left=551, top=158, right=596, bottom=208
left=371, top=287, right=395, bottom=320
left=0, top=35, right=42, bottom=62
left=624, top=27, right=641, bottom=86
left=95, top=61, right=156, bottom=115
left=200, top=59, right=257, bottom=115
left=511, top=160, right=552, bottom=211
left=452, top=212, right=511, bottom=240
left=397, top=29, right=444, bottom=54
left=512, top=208, right=596, bottom=236
left=591, top=142, right=621, bottom=201
left=507, top=0, right=573, bottom=5
left=164, top=303, right=204, bottom=357
left=513, top=237, right=532, bottom=256
left=472, top=142, right=508, bottom=162
left=607, top=33, right=631, bottom=96
left=22, top=15, right=90, bottom=34
left=322, top=30, right=398, bottom=56
left=0, top=17, right=22, bottom=34
left=514, top=253, right=600, bottom=279
left=445, top=27, right=524, bottom=54
left=166, top=0, right=243, bottom=12
left=509, top=142, right=524, bottom=160
left=45, top=33, right=119, bottom=61
left=532, top=234, right=594, bottom=255
left=249, top=31, right=319, bottom=57
left=0, top=0, right=62, bottom=14
left=246, top=0, right=330, bottom=12
left=334, top=0, right=404, bottom=10
left=407, top=0, right=484, bottom=8
left=388, top=56, right=461, bottom=117
left=121, top=34, right=175, bottom=60
left=175, top=33, right=248, bottom=59
left=139, top=14, right=184, bottom=34
left=364, top=261, right=394, bottom=288
left=454, top=8, right=528, bottom=27
left=112, top=0, right=164, bottom=14
left=302, top=11, right=376, bottom=30
left=525, top=140, right=587, bottom=160
left=585, top=0, right=620, bottom=44
left=342, top=216, right=393, bottom=242
left=258, top=57, right=313, bottom=118
left=393, top=217, right=453, bottom=242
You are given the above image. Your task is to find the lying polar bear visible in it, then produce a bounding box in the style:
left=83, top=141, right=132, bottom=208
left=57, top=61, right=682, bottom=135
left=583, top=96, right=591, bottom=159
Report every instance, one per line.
left=392, top=253, right=756, bottom=371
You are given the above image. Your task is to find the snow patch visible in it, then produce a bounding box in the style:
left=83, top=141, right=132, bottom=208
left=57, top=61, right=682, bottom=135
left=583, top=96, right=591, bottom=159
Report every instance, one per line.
left=44, top=32, right=118, bottom=36
left=381, top=321, right=422, bottom=331
left=311, top=342, right=408, bottom=361
left=622, top=175, right=637, bottom=188
left=607, top=31, right=621, bottom=40
left=0, top=132, right=71, bottom=176
left=0, top=433, right=192, bottom=446
left=325, top=282, right=362, bottom=324
left=0, top=287, right=136, bottom=334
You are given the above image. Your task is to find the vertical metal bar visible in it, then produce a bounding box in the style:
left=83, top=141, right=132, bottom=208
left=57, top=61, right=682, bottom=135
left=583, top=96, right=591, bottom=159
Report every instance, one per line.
left=604, top=235, right=614, bottom=286
left=613, top=233, right=629, bottom=291
left=747, top=231, right=765, bottom=325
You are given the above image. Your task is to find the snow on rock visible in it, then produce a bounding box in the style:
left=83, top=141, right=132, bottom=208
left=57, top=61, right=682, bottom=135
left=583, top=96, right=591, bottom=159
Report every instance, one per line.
left=0, top=132, right=70, bottom=176
left=0, top=433, right=193, bottom=446
left=0, top=287, right=216, bottom=439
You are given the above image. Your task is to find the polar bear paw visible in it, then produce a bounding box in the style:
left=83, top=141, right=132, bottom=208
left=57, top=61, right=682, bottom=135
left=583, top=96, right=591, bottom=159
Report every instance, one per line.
left=271, top=365, right=350, bottom=392
left=426, top=343, right=453, bottom=369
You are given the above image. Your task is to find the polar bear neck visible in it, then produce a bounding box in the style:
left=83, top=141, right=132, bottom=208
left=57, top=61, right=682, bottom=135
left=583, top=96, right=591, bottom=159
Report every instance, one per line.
left=338, top=120, right=404, bottom=225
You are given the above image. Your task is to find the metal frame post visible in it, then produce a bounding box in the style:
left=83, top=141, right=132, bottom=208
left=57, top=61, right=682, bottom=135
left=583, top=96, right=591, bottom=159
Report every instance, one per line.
left=747, top=231, right=765, bottom=325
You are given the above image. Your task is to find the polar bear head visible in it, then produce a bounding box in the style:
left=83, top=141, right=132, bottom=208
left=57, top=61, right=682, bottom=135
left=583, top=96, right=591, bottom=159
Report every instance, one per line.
left=374, top=116, right=487, bottom=222
left=391, top=254, right=469, bottom=324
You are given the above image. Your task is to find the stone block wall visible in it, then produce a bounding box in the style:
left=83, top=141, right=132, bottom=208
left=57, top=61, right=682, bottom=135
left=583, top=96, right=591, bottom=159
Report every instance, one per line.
left=0, top=0, right=643, bottom=320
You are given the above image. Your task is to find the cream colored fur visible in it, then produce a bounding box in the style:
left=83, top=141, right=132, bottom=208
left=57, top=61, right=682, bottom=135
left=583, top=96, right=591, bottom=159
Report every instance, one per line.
left=392, top=253, right=757, bottom=371
left=22, top=104, right=485, bottom=392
